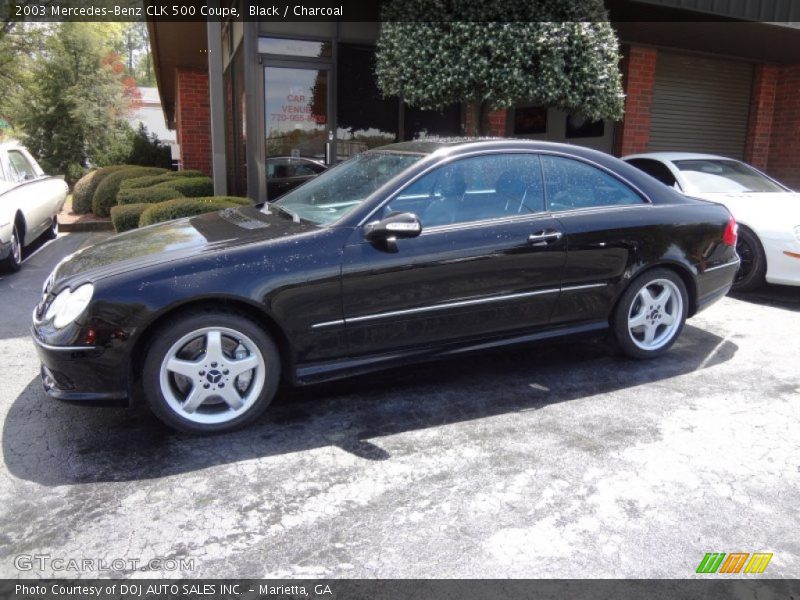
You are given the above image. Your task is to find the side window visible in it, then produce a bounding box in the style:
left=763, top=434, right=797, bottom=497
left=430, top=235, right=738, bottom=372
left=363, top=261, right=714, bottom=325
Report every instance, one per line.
left=267, top=158, right=291, bottom=179
left=542, top=155, right=644, bottom=211
left=7, top=150, right=37, bottom=182
left=383, top=154, right=545, bottom=228
left=627, top=158, right=678, bottom=188
left=292, top=161, right=325, bottom=177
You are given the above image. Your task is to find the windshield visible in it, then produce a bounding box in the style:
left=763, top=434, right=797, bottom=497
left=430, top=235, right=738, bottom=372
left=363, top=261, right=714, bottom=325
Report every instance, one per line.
left=674, top=159, right=787, bottom=193
left=267, top=151, right=424, bottom=225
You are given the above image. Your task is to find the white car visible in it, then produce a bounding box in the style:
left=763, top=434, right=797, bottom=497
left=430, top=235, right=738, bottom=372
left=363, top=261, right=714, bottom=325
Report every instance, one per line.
left=623, top=152, right=800, bottom=291
left=0, top=141, right=68, bottom=272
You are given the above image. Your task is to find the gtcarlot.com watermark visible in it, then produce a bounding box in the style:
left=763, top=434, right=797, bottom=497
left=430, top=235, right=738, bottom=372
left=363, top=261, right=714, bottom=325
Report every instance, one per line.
left=14, top=553, right=195, bottom=573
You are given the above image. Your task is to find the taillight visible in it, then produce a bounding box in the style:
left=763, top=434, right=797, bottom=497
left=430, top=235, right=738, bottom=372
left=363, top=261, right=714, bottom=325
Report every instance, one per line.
left=723, top=215, right=738, bottom=246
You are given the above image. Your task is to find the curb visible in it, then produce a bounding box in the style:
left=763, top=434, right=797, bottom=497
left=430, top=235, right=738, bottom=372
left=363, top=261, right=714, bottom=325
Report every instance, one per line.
left=59, top=219, right=114, bottom=233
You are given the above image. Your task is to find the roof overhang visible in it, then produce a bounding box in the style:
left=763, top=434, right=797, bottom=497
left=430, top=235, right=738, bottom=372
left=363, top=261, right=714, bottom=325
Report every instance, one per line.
left=146, top=19, right=208, bottom=129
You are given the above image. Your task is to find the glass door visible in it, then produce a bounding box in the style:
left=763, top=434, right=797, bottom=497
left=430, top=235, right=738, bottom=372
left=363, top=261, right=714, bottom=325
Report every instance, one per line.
left=264, top=64, right=331, bottom=200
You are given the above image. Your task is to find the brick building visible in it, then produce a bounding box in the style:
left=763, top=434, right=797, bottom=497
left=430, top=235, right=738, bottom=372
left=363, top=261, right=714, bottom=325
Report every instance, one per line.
left=147, top=1, right=800, bottom=200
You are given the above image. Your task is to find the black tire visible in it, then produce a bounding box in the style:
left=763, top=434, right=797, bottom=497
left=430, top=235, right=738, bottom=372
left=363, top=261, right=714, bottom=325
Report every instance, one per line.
left=142, top=311, right=281, bottom=433
left=0, top=226, right=22, bottom=273
left=612, top=268, right=688, bottom=360
left=732, top=226, right=766, bottom=292
left=46, top=216, right=59, bottom=240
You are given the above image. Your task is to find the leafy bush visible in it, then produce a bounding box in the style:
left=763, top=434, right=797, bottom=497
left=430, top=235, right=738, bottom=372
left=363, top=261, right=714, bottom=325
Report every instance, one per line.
left=110, top=203, right=150, bottom=233
left=72, top=165, right=130, bottom=214
left=139, top=196, right=252, bottom=227
left=65, top=163, right=87, bottom=188
left=92, top=166, right=167, bottom=217
left=153, top=176, right=214, bottom=198
left=125, top=123, right=173, bottom=169
left=116, top=186, right=184, bottom=206
left=120, top=174, right=177, bottom=190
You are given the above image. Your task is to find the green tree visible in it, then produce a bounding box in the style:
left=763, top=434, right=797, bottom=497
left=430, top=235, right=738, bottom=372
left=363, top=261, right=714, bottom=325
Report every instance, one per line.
left=375, top=0, right=625, bottom=135
left=10, top=22, right=133, bottom=180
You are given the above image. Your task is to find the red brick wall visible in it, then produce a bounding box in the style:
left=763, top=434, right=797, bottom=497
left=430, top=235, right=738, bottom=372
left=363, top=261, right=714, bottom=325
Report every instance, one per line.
left=744, top=64, right=778, bottom=171
left=175, top=68, right=212, bottom=176
left=767, top=64, right=800, bottom=190
left=464, top=106, right=508, bottom=137
left=615, top=45, right=657, bottom=156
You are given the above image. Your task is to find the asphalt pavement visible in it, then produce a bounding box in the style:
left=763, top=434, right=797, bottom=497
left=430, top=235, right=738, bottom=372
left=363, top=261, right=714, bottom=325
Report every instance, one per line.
left=0, top=232, right=798, bottom=578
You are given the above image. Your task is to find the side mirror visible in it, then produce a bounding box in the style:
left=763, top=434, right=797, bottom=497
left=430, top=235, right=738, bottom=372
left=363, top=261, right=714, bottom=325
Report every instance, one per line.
left=364, top=212, right=422, bottom=248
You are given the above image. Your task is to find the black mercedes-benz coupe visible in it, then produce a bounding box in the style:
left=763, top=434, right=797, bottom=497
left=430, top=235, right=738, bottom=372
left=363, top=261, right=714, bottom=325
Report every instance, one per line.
left=32, top=140, right=739, bottom=433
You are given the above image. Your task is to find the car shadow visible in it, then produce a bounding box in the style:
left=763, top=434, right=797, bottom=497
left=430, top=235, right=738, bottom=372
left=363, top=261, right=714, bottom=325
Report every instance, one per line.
left=729, top=284, right=800, bottom=312
left=3, top=324, right=737, bottom=486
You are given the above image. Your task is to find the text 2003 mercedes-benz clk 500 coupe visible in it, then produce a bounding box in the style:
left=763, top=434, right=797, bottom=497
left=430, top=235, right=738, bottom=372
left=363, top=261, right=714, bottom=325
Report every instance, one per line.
left=32, top=140, right=739, bottom=433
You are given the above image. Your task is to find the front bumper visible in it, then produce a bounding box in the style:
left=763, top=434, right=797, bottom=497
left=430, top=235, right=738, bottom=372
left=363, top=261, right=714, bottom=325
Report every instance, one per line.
left=763, top=237, right=800, bottom=287
left=31, top=329, right=129, bottom=405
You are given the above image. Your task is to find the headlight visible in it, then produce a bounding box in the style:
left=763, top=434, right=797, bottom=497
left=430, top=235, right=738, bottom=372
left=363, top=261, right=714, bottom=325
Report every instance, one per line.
left=794, top=225, right=800, bottom=243
left=45, top=284, right=94, bottom=329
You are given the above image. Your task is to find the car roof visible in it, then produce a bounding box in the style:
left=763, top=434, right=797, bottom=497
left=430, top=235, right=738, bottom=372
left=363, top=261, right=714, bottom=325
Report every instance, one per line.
left=376, top=138, right=621, bottom=161
left=622, top=152, right=736, bottom=162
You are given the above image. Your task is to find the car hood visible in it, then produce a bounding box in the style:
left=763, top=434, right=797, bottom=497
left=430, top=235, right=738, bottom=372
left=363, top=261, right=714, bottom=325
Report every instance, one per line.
left=51, top=206, right=319, bottom=286
left=691, top=192, right=800, bottom=233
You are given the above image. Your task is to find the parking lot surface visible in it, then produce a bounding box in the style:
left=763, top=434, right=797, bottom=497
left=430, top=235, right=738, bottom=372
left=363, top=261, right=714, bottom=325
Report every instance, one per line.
left=0, top=233, right=798, bottom=578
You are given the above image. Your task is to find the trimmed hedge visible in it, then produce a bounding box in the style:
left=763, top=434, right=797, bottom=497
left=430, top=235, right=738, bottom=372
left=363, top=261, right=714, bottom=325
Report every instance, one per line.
left=153, top=176, right=214, bottom=198
left=71, top=170, right=98, bottom=214
left=117, top=186, right=185, bottom=206
left=110, top=203, right=151, bottom=233
left=119, top=174, right=176, bottom=190
left=92, top=166, right=167, bottom=217
left=169, top=169, right=206, bottom=178
left=139, top=196, right=252, bottom=227
left=72, top=165, right=131, bottom=214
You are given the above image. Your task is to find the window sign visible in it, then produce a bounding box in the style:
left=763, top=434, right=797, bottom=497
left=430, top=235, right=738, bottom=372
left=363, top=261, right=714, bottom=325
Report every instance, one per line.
left=258, top=37, right=332, bottom=58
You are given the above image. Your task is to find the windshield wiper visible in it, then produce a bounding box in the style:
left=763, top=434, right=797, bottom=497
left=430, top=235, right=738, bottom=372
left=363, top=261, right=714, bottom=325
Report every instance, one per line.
left=271, top=203, right=300, bottom=223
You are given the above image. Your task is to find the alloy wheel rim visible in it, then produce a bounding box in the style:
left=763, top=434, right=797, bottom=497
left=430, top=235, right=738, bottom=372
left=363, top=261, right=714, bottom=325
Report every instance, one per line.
left=627, top=278, right=683, bottom=351
left=159, top=326, right=266, bottom=425
left=11, top=229, right=21, bottom=265
left=51, top=218, right=59, bottom=236
left=735, top=238, right=753, bottom=283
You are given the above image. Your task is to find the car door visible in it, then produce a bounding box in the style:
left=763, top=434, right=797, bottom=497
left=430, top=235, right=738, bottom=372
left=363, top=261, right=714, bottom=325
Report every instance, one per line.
left=6, top=149, right=51, bottom=240
left=340, top=152, right=566, bottom=357
left=540, top=154, right=653, bottom=324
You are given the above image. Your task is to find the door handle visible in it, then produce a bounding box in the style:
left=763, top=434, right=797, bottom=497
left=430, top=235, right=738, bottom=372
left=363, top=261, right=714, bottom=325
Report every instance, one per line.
left=528, top=230, right=563, bottom=246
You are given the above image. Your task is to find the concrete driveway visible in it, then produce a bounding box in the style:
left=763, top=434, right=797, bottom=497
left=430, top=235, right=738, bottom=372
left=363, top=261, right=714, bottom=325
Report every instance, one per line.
left=0, top=232, right=798, bottom=578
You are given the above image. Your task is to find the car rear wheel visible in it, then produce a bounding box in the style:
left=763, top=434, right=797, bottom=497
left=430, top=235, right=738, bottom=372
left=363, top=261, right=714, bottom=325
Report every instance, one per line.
left=142, top=311, right=280, bottom=433
left=732, top=226, right=766, bottom=292
left=612, top=268, right=688, bottom=360
left=1, top=226, right=22, bottom=272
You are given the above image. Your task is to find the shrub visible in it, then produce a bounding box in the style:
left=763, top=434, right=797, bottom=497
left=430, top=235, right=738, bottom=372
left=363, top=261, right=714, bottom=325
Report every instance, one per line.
left=71, top=170, right=98, bottom=214
left=119, top=174, right=176, bottom=190
left=117, top=186, right=185, bottom=206
left=125, top=123, right=173, bottom=169
left=92, top=166, right=167, bottom=217
left=153, top=176, right=214, bottom=198
left=72, top=165, right=129, bottom=214
left=169, top=170, right=206, bottom=178
left=110, top=203, right=151, bottom=233
left=139, top=196, right=252, bottom=227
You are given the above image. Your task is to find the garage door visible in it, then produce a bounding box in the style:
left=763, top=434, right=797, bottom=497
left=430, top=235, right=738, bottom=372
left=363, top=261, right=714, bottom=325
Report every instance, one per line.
left=649, top=52, right=753, bottom=159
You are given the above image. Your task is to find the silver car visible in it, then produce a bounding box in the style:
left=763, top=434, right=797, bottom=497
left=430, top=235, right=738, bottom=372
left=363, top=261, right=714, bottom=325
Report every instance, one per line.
left=0, top=141, right=68, bottom=272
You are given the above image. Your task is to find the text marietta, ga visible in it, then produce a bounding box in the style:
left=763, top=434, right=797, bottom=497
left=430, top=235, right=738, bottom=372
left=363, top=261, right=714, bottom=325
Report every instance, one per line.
left=16, top=584, right=333, bottom=596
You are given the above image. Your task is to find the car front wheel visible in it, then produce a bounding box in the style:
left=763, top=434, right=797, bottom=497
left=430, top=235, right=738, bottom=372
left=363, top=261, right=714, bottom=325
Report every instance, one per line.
left=612, top=268, right=688, bottom=360
left=732, top=226, right=766, bottom=292
left=142, top=311, right=280, bottom=433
